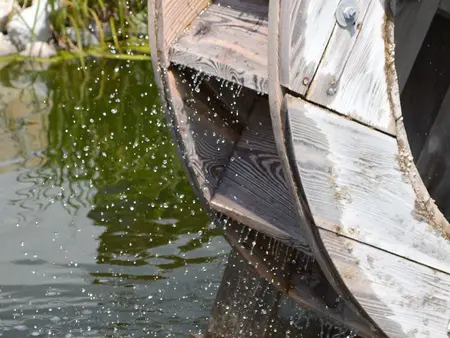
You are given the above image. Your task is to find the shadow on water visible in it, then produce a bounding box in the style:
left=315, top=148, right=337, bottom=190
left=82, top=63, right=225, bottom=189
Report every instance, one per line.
left=0, top=59, right=229, bottom=337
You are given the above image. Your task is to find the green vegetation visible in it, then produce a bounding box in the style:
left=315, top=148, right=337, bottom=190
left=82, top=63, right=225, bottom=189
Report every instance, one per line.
left=0, top=58, right=221, bottom=277
left=1, top=0, right=149, bottom=62
left=48, top=0, right=148, bottom=49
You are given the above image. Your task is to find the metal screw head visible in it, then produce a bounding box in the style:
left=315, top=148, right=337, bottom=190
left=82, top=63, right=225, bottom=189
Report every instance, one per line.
left=343, top=7, right=357, bottom=22
left=327, top=84, right=337, bottom=96
left=336, top=0, right=358, bottom=28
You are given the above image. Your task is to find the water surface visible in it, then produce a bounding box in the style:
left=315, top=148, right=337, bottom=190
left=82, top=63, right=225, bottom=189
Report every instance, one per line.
left=0, top=58, right=230, bottom=337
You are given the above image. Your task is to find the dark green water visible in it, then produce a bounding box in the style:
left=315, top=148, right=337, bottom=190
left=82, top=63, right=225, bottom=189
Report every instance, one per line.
left=0, top=59, right=230, bottom=337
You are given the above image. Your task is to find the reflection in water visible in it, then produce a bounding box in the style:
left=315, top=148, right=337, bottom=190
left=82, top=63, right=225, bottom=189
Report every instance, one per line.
left=0, top=59, right=229, bottom=337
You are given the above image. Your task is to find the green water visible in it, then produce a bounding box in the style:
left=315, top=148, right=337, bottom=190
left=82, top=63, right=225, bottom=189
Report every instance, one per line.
left=0, top=59, right=230, bottom=337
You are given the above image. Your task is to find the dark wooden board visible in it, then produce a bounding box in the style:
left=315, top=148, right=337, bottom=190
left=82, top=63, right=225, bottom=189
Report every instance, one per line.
left=169, top=1, right=269, bottom=93
left=211, top=99, right=311, bottom=253
left=167, top=68, right=257, bottom=202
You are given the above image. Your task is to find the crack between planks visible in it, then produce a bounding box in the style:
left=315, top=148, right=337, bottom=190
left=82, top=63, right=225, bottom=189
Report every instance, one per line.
left=318, top=225, right=450, bottom=277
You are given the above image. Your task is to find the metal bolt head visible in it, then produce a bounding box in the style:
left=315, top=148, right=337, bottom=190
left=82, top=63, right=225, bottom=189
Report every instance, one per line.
left=343, top=7, right=357, bottom=22
left=336, top=0, right=358, bottom=28
left=327, top=84, right=337, bottom=96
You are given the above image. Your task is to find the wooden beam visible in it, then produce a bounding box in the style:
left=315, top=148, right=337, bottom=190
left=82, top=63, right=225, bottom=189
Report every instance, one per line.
left=307, top=0, right=395, bottom=135
left=285, top=93, right=450, bottom=337
left=279, top=0, right=339, bottom=96
left=221, top=223, right=374, bottom=336
left=395, top=0, right=440, bottom=92
left=320, top=229, right=450, bottom=338
left=169, top=0, right=269, bottom=93
left=285, top=94, right=450, bottom=274
left=211, top=99, right=311, bottom=253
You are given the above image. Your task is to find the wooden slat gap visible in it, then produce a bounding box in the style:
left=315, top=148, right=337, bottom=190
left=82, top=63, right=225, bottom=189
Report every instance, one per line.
left=305, top=2, right=372, bottom=99
left=304, top=22, right=339, bottom=98
left=285, top=87, right=396, bottom=139
left=318, top=224, right=450, bottom=277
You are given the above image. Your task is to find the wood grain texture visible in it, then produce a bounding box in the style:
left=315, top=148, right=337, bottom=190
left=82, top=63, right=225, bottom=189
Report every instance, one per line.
left=285, top=94, right=450, bottom=275
left=395, top=0, right=440, bottom=92
left=222, top=223, right=374, bottom=336
left=149, top=0, right=215, bottom=207
left=307, top=0, right=396, bottom=135
left=417, top=87, right=450, bottom=219
left=307, top=0, right=371, bottom=102
left=211, top=99, right=311, bottom=253
left=319, top=229, right=450, bottom=338
left=160, top=0, right=210, bottom=56
left=169, top=1, right=269, bottom=93
left=167, top=68, right=256, bottom=201
left=279, top=0, right=339, bottom=95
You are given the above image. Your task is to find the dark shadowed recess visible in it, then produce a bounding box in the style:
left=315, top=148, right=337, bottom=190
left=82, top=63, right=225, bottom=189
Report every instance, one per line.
left=398, top=11, right=450, bottom=220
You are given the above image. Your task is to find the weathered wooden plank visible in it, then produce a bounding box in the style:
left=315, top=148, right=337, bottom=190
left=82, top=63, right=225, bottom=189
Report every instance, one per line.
left=417, top=87, right=450, bottom=218
left=222, top=223, right=374, bottom=336
left=307, top=0, right=371, bottom=102
left=319, top=229, right=450, bottom=338
left=211, top=99, right=311, bottom=253
left=279, top=0, right=339, bottom=95
left=169, top=1, right=269, bottom=93
left=149, top=0, right=210, bottom=67
left=285, top=94, right=450, bottom=275
left=395, top=0, right=440, bottom=92
left=307, top=0, right=395, bottom=134
left=166, top=68, right=256, bottom=201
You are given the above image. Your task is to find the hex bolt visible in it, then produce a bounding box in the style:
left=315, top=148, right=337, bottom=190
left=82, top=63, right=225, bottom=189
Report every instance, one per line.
left=336, top=0, right=358, bottom=27
left=343, top=7, right=357, bottom=22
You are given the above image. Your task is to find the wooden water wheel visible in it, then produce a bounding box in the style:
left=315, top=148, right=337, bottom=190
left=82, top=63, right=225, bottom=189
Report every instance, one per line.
left=148, top=0, right=450, bottom=336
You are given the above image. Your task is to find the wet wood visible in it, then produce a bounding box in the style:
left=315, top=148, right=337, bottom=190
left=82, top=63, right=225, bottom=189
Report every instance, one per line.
left=220, top=223, right=373, bottom=336
left=279, top=0, right=339, bottom=95
left=319, top=229, right=450, bottom=338
left=204, top=247, right=283, bottom=338
left=149, top=0, right=210, bottom=67
left=417, top=87, right=450, bottom=218
left=395, top=0, right=440, bottom=92
left=285, top=94, right=450, bottom=277
left=211, top=99, right=311, bottom=253
left=166, top=68, right=256, bottom=202
left=169, top=0, right=269, bottom=93
left=307, top=0, right=395, bottom=134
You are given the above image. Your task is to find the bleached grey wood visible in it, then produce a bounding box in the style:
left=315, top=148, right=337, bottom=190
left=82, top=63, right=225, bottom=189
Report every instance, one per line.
left=307, top=0, right=395, bottom=134
left=319, top=229, right=450, bottom=338
left=279, top=0, right=339, bottom=95
left=285, top=94, right=450, bottom=276
left=307, top=0, right=371, bottom=104
left=169, top=1, right=269, bottom=93
left=395, top=0, right=440, bottom=92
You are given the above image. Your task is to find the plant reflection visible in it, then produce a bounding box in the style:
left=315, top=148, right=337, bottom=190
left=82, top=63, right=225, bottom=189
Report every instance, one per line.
left=0, top=58, right=224, bottom=281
